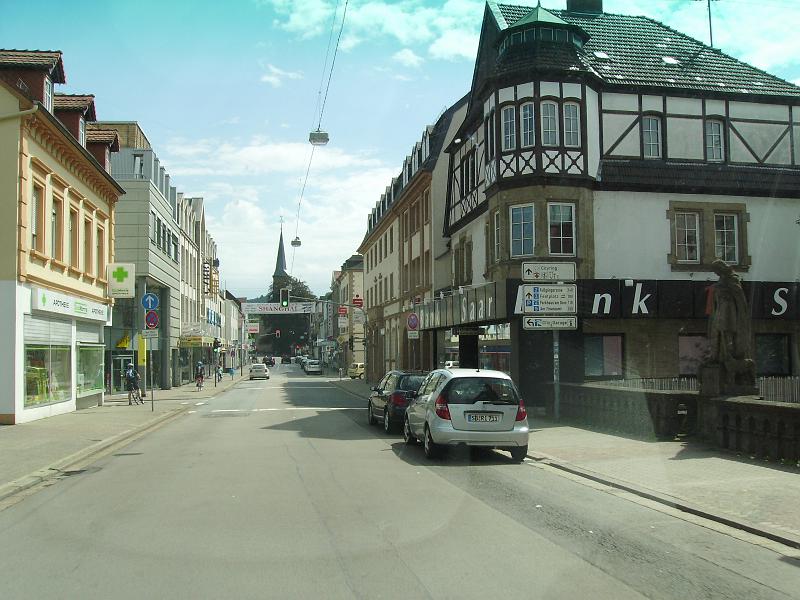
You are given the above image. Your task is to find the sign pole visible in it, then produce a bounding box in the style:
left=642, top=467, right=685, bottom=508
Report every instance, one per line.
left=149, top=338, right=154, bottom=411
left=553, top=332, right=560, bottom=420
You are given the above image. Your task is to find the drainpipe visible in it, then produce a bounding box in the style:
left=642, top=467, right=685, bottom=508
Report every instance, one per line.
left=0, top=105, right=39, bottom=122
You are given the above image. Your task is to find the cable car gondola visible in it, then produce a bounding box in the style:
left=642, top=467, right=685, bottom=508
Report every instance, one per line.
left=309, top=129, right=329, bottom=145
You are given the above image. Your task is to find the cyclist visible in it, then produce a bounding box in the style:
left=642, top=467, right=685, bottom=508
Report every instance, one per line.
left=195, top=361, right=205, bottom=390
left=125, top=362, right=143, bottom=405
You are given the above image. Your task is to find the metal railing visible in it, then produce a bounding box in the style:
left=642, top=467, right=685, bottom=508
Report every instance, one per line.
left=592, top=375, right=800, bottom=403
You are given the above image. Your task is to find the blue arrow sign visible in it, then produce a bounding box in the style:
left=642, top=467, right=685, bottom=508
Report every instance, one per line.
left=141, top=292, right=160, bottom=310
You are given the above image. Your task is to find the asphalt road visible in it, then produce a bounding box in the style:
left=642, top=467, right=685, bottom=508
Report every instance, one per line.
left=2, top=364, right=798, bottom=599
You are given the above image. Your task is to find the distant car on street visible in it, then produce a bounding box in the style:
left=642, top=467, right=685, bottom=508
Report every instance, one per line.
left=347, top=362, right=365, bottom=379
left=444, top=360, right=459, bottom=369
left=367, top=370, right=427, bottom=433
left=249, top=363, right=270, bottom=380
left=281, top=355, right=291, bottom=364
left=403, top=368, right=529, bottom=462
left=305, top=360, right=323, bottom=375
left=264, top=356, right=275, bottom=367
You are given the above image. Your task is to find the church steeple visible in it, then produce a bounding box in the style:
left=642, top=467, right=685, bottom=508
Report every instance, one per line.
left=273, top=222, right=289, bottom=279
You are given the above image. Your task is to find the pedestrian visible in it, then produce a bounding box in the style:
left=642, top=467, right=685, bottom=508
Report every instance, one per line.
left=195, top=361, right=205, bottom=390
left=125, top=362, right=143, bottom=405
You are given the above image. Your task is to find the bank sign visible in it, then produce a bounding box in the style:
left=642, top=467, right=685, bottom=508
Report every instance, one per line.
left=508, top=280, right=799, bottom=320
left=31, top=286, right=109, bottom=322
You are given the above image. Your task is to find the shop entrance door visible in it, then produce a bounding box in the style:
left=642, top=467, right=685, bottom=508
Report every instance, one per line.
left=112, top=354, right=134, bottom=392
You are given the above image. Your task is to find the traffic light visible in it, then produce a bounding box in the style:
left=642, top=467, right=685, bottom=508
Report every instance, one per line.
left=280, top=288, right=290, bottom=307
left=349, top=337, right=354, bottom=351
left=275, top=329, right=281, bottom=338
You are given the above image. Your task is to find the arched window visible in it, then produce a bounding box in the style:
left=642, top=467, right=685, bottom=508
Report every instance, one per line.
left=563, top=102, right=580, bottom=148
left=541, top=101, right=559, bottom=147
left=520, top=102, right=535, bottom=148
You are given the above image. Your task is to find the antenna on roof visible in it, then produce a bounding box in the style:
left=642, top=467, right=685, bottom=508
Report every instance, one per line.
left=693, top=0, right=720, bottom=48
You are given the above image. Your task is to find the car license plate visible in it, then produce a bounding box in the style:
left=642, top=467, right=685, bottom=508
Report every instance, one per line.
left=466, top=413, right=500, bottom=423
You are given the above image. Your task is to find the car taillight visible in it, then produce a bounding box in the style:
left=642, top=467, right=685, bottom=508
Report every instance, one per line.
left=515, top=399, right=527, bottom=422
left=391, top=392, right=407, bottom=407
left=434, top=394, right=451, bottom=420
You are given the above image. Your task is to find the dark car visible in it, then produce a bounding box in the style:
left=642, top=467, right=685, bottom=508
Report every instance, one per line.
left=264, top=356, right=275, bottom=367
left=280, top=355, right=290, bottom=364
left=367, top=370, right=427, bottom=433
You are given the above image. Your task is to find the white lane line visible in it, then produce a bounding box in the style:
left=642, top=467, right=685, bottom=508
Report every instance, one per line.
left=211, top=409, right=242, bottom=413
left=188, top=410, right=196, bottom=414
left=180, top=402, right=189, bottom=405
left=194, top=402, right=206, bottom=406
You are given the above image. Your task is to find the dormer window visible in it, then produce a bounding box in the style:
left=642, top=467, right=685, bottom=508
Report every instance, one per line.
left=43, top=77, right=53, bottom=111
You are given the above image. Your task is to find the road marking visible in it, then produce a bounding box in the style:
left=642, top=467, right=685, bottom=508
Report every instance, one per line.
left=194, top=402, right=206, bottom=406
left=211, top=409, right=243, bottom=413
left=188, top=410, right=196, bottom=414
left=180, top=402, right=189, bottom=405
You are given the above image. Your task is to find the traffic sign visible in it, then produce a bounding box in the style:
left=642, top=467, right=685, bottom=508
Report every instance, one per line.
left=107, top=263, right=135, bottom=298
left=407, top=313, right=419, bottom=330
left=141, top=292, right=160, bottom=310
left=145, top=310, right=160, bottom=329
left=141, top=329, right=159, bottom=339
left=522, top=262, right=576, bottom=282
left=523, top=316, right=578, bottom=330
left=407, top=330, right=420, bottom=339
left=522, top=284, right=577, bottom=314
left=338, top=306, right=348, bottom=315
left=352, top=296, right=363, bottom=308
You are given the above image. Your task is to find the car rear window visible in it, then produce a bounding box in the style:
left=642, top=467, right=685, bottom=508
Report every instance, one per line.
left=398, top=375, right=425, bottom=391
left=442, top=378, right=520, bottom=405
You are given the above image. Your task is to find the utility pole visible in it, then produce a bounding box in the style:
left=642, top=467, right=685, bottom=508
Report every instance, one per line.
left=694, top=0, right=719, bottom=48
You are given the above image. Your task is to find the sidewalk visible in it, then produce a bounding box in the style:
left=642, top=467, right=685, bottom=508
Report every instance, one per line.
left=105, top=370, right=248, bottom=404
left=331, top=378, right=800, bottom=547
left=0, top=371, right=247, bottom=502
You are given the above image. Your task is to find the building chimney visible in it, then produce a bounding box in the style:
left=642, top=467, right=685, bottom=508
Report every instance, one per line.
left=566, top=0, right=603, bottom=14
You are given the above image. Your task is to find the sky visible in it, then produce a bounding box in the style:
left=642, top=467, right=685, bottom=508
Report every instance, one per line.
left=2, top=0, right=799, bottom=298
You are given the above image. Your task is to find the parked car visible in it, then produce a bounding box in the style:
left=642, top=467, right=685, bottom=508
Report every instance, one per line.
left=347, top=362, right=365, bottom=379
left=264, top=356, right=275, bottom=367
left=249, top=363, right=270, bottom=380
left=305, top=360, right=323, bottom=375
left=367, top=370, right=427, bottom=433
left=403, top=369, right=529, bottom=462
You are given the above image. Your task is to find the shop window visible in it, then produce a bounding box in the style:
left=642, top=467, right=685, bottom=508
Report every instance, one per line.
left=643, top=116, right=662, bottom=158
left=540, top=101, right=559, bottom=146
left=755, top=334, right=791, bottom=376
left=679, top=335, right=709, bottom=375
left=563, top=102, right=580, bottom=148
left=520, top=102, right=535, bottom=148
left=25, top=344, right=72, bottom=408
left=501, top=105, right=516, bottom=151
left=705, top=119, right=724, bottom=161
left=584, top=335, right=623, bottom=378
left=510, top=204, right=534, bottom=257
left=714, top=213, right=738, bottom=264
left=675, top=212, right=700, bottom=263
left=77, top=345, right=104, bottom=397
left=548, top=203, right=575, bottom=255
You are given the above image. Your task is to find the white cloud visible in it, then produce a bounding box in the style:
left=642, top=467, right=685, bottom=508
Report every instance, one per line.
left=429, top=29, right=480, bottom=61
left=260, top=63, right=303, bottom=87
left=258, top=0, right=335, bottom=38
left=393, top=48, right=423, bottom=68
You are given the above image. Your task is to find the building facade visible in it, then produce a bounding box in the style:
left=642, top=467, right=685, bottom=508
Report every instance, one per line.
left=0, top=50, right=124, bottom=423
left=332, top=257, right=365, bottom=370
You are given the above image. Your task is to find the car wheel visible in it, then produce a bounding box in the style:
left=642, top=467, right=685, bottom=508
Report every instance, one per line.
left=383, top=409, right=394, bottom=434
left=510, top=445, right=528, bottom=463
left=403, top=417, right=417, bottom=445
left=367, top=401, right=376, bottom=426
left=424, top=426, right=442, bottom=459
left=359, top=373, right=365, bottom=379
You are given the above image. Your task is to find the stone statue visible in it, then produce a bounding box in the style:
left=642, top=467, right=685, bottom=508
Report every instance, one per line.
left=701, top=259, right=756, bottom=395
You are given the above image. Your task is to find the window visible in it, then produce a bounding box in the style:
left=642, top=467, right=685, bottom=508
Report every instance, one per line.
left=563, top=102, right=580, bottom=147
left=485, top=111, right=496, bottom=161
left=501, top=106, right=516, bottom=151
left=468, top=152, right=475, bottom=190
left=389, top=273, right=394, bottom=298
left=541, top=101, right=558, bottom=146
left=493, top=211, right=501, bottom=262
left=79, top=117, right=86, bottom=146
left=389, top=228, right=393, bottom=253
left=51, top=197, right=63, bottom=259
left=510, top=204, right=534, bottom=257
left=755, top=335, right=791, bottom=376
left=714, top=213, right=738, bottom=264
left=31, top=183, right=44, bottom=251
left=43, top=77, right=52, bottom=111
left=520, top=102, right=535, bottom=148
left=150, top=211, right=156, bottom=241
left=705, top=119, right=724, bottom=161
left=548, top=203, right=575, bottom=255
left=96, top=227, right=105, bottom=278
left=643, top=116, right=662, bottom=158
left=25, top=343, right=71, bottom=407
left=584, top=335, right=623, bottom=378
left=84, top=219, right=93, bottom=274
left=69, top=209, right=78, bottom=267
left=156, top=218, right=162, bottom=248
left=674, top=212, right=700, bottom=263
left=679, top=336, right=709, bottom=376
left=77, top=345, right=104, bottom=398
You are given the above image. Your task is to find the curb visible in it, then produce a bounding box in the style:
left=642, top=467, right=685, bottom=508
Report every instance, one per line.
left=0, top=406, right=189, bottom=504
left=330, top=380, right=370, bottom=402
left=527, top=449, right=800, bottom=550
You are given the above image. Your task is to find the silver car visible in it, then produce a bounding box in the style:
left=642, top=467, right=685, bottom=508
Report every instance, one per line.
left=403, top=369, right=529, bottom=462
left=305, top=360, right=322, bottom=375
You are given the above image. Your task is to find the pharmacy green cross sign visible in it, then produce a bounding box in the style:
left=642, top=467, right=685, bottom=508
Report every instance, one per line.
left=107, top=263, right=136, bottom=298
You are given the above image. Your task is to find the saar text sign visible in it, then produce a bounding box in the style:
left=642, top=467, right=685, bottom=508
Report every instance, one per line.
left=522, top=262, right=576, bottom=282
left=522, top=284, right=577, bottom=314
left=523, top=316, right=578, bottom=330
left=242, top=302, right=314, bottom=314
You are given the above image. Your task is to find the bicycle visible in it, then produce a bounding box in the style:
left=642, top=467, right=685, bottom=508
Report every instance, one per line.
left=196, top=375, right=204, bottom=391
left=129, top=386, right=144, bottom=405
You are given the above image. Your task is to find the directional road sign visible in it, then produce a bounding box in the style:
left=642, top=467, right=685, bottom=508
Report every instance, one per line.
left=522, top=262, right=576, bottom=282
left=522, top=284, right=577, bottom=314
left=523, top=316, right=578, bottom=330
left=145, top=310, right=160, bottom=329
left=141, top=292, right=160, bottom=310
